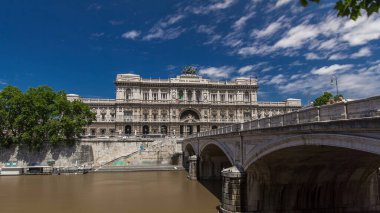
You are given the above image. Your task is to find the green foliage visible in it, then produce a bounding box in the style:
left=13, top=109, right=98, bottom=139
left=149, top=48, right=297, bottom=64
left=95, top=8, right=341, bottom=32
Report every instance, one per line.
left=335, top=0, right=380, bottom=20
left=300, top=0, right=380, bottom=20
left=299, top=0, right=320, bottom=7
left=181, top=65, right=199, bottom=75
left=0, top=85, right=95, bottom=150
left=313, top=92, right=333, bottom=106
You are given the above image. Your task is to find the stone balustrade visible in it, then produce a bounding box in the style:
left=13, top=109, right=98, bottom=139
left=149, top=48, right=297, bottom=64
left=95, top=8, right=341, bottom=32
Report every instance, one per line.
left=189, top=95, right=380, bottom=138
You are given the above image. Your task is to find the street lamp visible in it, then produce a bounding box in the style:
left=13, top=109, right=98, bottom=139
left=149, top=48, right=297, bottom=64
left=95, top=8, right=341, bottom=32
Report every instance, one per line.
left=331, top=75, right=339, bottom=96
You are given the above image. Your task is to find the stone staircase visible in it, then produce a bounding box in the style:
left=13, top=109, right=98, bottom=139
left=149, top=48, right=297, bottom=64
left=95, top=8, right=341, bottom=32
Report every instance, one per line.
left=95, top=138, right=182, bottom=172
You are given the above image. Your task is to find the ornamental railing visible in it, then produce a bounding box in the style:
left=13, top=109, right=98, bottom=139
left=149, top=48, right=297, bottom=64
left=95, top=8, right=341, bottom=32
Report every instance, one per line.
left=187, top=95, right=380, bottom=139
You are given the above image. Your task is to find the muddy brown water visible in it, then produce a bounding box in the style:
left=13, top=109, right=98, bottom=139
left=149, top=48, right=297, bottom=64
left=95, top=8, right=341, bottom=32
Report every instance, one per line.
left=0, top=171, right=220, bottom=213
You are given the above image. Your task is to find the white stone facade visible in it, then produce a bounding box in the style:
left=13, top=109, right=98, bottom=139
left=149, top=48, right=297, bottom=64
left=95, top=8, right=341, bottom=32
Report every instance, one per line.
left=70, top=73, right=301, bottom=137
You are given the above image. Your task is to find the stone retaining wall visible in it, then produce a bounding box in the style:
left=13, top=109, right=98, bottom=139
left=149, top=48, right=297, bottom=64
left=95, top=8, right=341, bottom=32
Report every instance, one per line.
left=0, top=138, right=181, bottom=168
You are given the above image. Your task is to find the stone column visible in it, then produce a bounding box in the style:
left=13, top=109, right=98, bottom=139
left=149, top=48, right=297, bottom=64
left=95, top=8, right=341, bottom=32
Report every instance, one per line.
left=218, top=165, right=249, bottom=213
left=188, top=155, right=198, bottom=180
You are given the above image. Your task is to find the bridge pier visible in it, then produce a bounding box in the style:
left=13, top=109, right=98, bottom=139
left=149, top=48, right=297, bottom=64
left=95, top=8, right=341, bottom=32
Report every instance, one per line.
left=188, top=155, right=198, bottom=180
left=218, top=165, right=251, bottom=213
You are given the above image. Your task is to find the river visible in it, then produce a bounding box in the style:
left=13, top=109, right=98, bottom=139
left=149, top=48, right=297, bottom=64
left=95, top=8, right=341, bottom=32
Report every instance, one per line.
left=0, top=171, right=220, bottom=213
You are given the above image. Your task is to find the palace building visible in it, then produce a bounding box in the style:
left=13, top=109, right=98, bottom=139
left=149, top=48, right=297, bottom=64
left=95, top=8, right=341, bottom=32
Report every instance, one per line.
left=68, top=73, right=301, bottom=137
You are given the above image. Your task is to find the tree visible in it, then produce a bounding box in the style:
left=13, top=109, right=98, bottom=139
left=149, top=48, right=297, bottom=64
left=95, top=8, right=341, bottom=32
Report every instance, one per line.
left=0, top=85, right=95, bottom=150
left=313, top=92, right=333, bottom=106
left=300, top=0, right=380, bottom=20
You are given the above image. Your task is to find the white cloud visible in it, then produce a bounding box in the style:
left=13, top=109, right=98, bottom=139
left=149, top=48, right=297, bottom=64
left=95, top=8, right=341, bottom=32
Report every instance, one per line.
left=238, top=44, right=275, bottom=56
left=122, top=30, right=141, bottom=40
left=305, top=52, right=322, bottom=60
left=197, top=25, right=214, bottom=34
left=328, top=53, right=348, bottom=60
left=251, top=20, right=282, bottom=39
left=0, top=80, right=7, bottom=86
left=237, top=62, right=269, bottom=74
left=351, top=47, right=372, bottom=58
left=242, top=13, right=380, bottom=58
left=274, top=0, right=291, bottom=8
left=274, top=24, right=319, bottom=49
left=109, top=20, right=124, bottom=26
left=276, top=62, right=380, bottom=98
left=90, top=32, right=105, bottom=38
left=143, top=14, right=185, bottom=41
left=318, top=39, right=338, bottom=50
left=233, top=13, right=255, bottom=30
left=143, top=27, right=185, bottom=41
left=341, top=15, right=380, bottom=46
left=266, top=74, right=286, bottom=85
left=238, top=65, right=254, bottom=74
left=160, top=14, right=185, bottom=28
left=311, top=64, right=353, bottom=75
left=188, top=0, right=237, bottom=14
left=199, top=66, right=235, bottom=79
left=210, top=0, right=236, bottom=10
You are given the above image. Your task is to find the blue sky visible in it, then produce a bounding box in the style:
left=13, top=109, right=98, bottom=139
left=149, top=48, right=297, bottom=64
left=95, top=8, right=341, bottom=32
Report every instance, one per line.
left=0, top=0, right=379, bottom=104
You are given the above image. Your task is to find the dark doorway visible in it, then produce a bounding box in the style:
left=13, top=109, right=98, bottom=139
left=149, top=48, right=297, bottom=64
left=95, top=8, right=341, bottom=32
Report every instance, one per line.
left=125, top=125, right=132, bottom=135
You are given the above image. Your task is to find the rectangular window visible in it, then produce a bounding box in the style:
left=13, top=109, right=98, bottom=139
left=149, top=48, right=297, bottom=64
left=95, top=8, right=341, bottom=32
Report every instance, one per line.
left=153, top=93, right=158, bottom=101
left=91, top=129, right=96, bottom=136
left=124, top=111, right=133, bottom=121
left=244, top=112, right=251, bottom=122
left=161, top=93, right=167, bottom=100
left=212, top=94, right=217, bottom=103
left=143, top=93, right=149, bottom=100
left=229, top=94, right=234, bottom=103
left=220, top=94, right=225, bottom=103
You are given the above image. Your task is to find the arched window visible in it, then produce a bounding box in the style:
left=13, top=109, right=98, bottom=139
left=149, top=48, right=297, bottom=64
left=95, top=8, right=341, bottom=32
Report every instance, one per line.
left=161, top=125, right=168, bottom=134
left=142, top=125, right=150, bottom=135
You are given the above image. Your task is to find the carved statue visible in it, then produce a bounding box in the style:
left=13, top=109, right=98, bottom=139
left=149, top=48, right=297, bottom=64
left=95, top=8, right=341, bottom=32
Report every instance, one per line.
left=181, top=65, right=198, bottom=75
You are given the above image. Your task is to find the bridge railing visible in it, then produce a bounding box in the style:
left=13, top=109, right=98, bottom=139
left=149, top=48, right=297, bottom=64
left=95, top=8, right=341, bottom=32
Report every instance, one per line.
left=186, top=95, right=380, bottom=139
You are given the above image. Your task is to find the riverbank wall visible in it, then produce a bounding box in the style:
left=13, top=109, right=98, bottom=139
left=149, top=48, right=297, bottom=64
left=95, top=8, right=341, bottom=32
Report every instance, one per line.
left=0, top=138, right=182, bottom=168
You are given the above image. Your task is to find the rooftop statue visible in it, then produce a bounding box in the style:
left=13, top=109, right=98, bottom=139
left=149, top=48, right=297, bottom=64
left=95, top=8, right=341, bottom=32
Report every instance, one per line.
left=181, top=65, right=199, bottom=75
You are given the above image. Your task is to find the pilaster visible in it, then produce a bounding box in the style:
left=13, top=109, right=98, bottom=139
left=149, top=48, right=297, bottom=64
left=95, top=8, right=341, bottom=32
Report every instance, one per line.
left=188, top=155, right=198, bottom=180
left=218, top=165, right=251, bottom=213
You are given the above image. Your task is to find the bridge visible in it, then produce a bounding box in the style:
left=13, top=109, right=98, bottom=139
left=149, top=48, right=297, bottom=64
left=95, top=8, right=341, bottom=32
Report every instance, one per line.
left=183, top=96, right=380, bottom=213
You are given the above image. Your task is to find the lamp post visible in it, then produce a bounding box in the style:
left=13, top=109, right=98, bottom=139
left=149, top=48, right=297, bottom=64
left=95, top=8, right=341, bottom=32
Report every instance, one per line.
left=331, top=75, right=339, bottom=96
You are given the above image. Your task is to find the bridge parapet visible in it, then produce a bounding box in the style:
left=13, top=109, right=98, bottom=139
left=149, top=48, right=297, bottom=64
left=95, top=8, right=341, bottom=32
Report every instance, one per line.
left=188, top=95, right=380, bottom=139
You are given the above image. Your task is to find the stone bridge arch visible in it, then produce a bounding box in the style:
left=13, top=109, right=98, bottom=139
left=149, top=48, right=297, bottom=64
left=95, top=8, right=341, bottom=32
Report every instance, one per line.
left=199, top=142, right=234, bottom=181
left=243, top=133, right=380, bottom=169
left=243, top=133, right=380, bottom=212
